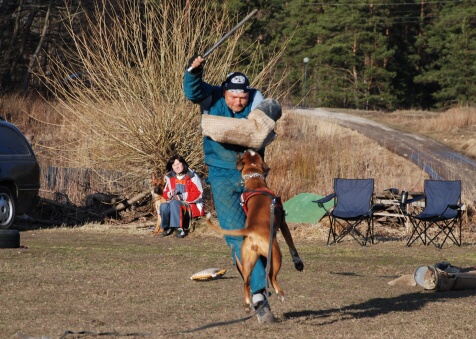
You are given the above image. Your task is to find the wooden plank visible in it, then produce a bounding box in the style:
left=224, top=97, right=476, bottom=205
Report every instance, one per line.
left=374, top=212, right=407, bottom=218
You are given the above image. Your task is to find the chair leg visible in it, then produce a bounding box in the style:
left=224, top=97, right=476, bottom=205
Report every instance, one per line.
left=333, top=220, right=351, bottom=244
left=367, top=218, right=374, bottom=244
left=364, top=217, right=373, bottom=245
left=346, top=219, right=369, bottom=246
left=327, top=215, right=336, bottom=245
left=328, top=218, right=356, bottom=245
left=328, top=216, right=372, bottom=247
left=406, top=219, right=427, bottom=247
left=429, top=219, right=462, bottom=248
left=406, top=220, right=419, bottom=247
left=446, top=218, right=462, bottom=247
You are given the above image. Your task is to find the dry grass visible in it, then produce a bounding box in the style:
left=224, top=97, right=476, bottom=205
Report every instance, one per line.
left=265, top=111, right=429, bottom=201
left=353, top=107, right=476, bottom=160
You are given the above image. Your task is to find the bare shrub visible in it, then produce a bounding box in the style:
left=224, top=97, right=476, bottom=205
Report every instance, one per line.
left=34, top=1, right=287, bottom=188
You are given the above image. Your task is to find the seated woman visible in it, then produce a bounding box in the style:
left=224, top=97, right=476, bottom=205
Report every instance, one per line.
left=159, top=154, right=205, bottom=238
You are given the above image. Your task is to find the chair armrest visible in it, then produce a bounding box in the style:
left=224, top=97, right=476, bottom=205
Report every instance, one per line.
left=313, top=193, right=336, bottom=208
left=448, top=204, right=463, bottom=210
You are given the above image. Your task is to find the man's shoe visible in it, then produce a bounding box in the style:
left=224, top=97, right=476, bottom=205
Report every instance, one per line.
left=253, top=293, right=275, bottom=324
left=175, top=228, right=186, bottom=238
left=160, top=228, right=174, bottom=237
left=255, top=300, right=275, bottom=323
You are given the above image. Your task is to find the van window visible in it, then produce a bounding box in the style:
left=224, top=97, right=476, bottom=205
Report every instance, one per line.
left=0, top=126, right=31, bottom=155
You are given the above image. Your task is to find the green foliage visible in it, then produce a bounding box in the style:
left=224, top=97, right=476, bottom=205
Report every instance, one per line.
left=226, top=0, right=476, bottom=110
left=415, top=1, right=476, bottom=107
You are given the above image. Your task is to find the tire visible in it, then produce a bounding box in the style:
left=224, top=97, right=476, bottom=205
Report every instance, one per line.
left=0, top=229, right=20, bottom=248
left=0, top=186, right=16, bottom=229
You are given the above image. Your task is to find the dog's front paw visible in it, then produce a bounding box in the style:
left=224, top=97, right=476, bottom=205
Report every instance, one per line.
left=294, top=259, right=304, bottom=271
left=244, top=304, right=253, bottom=313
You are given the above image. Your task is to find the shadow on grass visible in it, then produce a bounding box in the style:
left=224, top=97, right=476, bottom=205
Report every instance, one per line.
left=330, top=271, right=365, bottom=277
left=284, top=290, right=475, bottom=325
left=166, top=290, right=475, bottom=334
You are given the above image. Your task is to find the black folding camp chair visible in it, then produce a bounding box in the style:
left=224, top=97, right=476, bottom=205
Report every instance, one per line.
left=405, top=180, right=463, bottom=248
left=314, top=178, right=376, bottom=246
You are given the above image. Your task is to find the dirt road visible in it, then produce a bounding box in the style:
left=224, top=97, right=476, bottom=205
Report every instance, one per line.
left=295, top=108, right=476, bottom=196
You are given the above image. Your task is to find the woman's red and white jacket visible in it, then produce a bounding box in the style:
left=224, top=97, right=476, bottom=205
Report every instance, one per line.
left=162, top=169, right=205, bottom=218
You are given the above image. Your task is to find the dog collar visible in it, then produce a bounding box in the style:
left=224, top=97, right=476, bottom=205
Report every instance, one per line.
left=242, top=172, right=266, bottom=181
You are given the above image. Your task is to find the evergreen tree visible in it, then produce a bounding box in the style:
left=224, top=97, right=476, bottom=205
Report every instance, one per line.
left=287, top=1, right=397, bottom=110
left=416, top=0, right=476, bottom=107
left=387, top=1, right=432, bottom=108
left=277, top=1, right=323, bottom=106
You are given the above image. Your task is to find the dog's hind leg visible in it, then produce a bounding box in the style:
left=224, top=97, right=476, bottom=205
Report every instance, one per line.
left=241, top=244, right=260, bottom=312
left=268, top=239, right=285, bottom=302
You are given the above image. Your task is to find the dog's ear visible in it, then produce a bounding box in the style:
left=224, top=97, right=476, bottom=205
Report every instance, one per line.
left=151, top=172, right=156, bottom=180
left=236, top=158, right=244, bottom=171
left=262, top=161, right=270, bottom=175
left=236, top=153, right=245, bottom=171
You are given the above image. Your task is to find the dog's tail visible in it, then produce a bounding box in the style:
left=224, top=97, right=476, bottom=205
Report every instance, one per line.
left=206, top=212, right=249, bottom=237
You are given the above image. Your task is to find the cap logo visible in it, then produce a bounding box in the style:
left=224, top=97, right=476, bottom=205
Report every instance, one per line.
left=230, top=75, right=247, bottom=84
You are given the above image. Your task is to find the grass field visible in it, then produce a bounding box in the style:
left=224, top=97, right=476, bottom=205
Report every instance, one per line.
left=1, top=224, right=475, bottom=338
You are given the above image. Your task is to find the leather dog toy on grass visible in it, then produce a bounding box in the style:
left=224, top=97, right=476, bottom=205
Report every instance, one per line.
left=200, top=98, right=282, bottom=151
left=190, top=268, right=228, bottom=281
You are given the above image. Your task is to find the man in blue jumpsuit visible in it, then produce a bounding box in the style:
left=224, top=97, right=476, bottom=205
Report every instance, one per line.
left=184, top=55, right=281, bottom=323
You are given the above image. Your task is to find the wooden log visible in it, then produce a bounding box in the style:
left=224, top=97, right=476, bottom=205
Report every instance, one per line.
left=102, top=190, right=151, bottom=216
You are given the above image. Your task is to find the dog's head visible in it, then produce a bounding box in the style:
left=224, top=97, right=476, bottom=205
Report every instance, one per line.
left=150, top=172, right=165, bottom=196
left=236, top=150, right=270, bottom=176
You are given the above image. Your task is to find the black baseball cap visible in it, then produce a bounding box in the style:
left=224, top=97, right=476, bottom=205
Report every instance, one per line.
left=222, top=72, right=250, bottom=93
